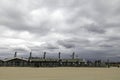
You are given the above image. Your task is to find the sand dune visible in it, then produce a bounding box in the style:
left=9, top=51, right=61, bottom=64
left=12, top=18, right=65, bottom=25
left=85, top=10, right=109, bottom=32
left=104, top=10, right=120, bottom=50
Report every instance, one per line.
left=0, top=67, right=120, bottom=80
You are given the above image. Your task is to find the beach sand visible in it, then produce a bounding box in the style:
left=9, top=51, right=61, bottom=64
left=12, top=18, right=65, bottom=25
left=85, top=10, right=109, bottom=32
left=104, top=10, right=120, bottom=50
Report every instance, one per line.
left=0, top=67, right=120, bottom=80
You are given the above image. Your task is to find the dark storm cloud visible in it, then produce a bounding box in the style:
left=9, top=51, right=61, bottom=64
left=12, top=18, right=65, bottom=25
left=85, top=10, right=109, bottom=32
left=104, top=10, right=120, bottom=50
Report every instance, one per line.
left=0, top=0, right=120, bottom=61
left=41, top=43, right=59, bottom=49
left=85, top=24, right=105, bottom=34
left=107, top=36, right=120, bottom=41
left=57, top=38, right=90, bottom=49
left=57, top=40, right=75, bottom=49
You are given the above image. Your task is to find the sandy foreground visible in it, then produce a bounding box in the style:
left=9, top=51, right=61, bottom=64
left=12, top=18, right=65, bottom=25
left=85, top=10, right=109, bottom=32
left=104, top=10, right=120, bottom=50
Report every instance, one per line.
left=0, top=67, right=120, bottom=80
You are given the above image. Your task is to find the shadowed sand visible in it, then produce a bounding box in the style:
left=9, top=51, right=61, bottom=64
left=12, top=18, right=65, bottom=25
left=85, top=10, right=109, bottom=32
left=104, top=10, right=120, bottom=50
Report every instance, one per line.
left=0, top=67, right=120, bottom=80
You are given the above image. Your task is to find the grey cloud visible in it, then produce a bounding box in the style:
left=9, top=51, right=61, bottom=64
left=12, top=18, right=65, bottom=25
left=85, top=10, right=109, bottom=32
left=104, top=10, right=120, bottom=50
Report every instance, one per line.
left=0, top=0, right=120, bottom=61
left=99, top=44, right=113, bottom=48
left=9, top=45, right=31, bottom=52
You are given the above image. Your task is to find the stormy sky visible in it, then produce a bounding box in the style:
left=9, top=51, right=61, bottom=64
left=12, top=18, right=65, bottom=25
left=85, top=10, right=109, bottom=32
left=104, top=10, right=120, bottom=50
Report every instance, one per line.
left=0, top=0, right=120, bottom=61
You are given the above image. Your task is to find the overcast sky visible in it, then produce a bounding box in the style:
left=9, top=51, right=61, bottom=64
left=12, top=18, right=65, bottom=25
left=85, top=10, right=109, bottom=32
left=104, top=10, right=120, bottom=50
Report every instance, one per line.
left=0, top=0, right=120, bottom=61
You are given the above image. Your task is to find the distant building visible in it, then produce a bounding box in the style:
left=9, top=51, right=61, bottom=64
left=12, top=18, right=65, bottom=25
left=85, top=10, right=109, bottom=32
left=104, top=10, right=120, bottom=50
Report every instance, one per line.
left=0, top=52, right=87, bottom=67
left=0, top=59, right=4, bottom=66
left=4, top=57, right=28, bottom=67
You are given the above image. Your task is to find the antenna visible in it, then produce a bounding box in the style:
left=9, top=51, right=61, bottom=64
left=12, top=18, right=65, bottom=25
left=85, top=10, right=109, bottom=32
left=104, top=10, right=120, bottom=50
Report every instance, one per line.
left=43, top=52, right=46, bottom=59
left=14, top=52, right=17, bottom=58
left=72, top=52, right=75, bottom=59
left=29, top=52, right=32, bottom=59
left=58, top=52, right=61, bottom=59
